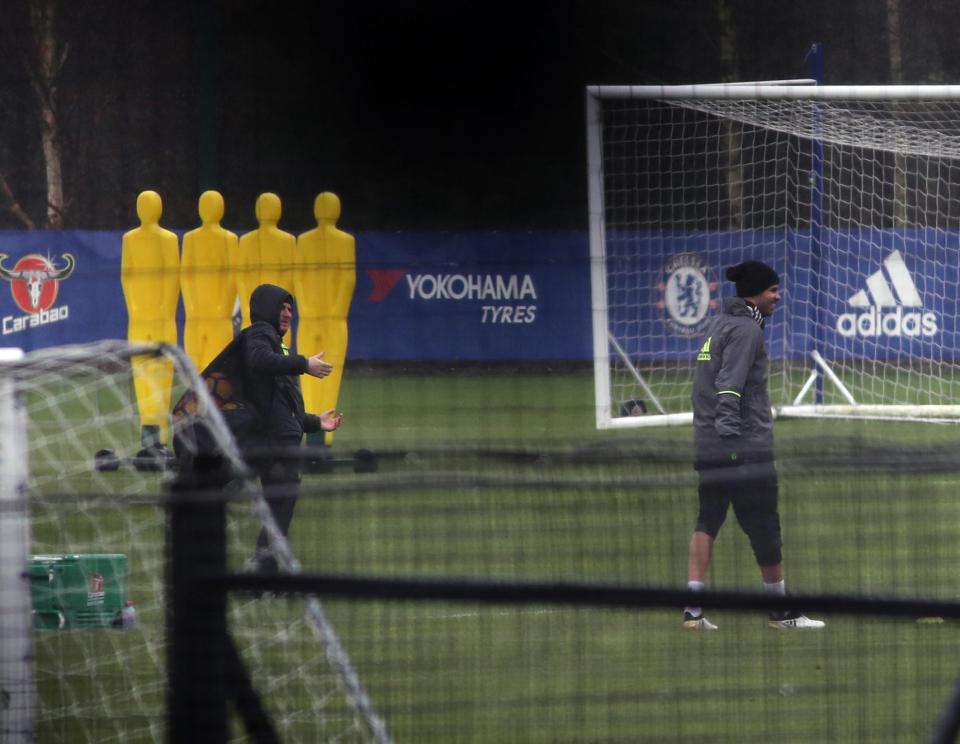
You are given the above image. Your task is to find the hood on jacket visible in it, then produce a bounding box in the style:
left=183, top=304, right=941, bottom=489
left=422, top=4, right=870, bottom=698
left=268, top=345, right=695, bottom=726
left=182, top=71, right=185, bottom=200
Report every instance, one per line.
left=249, top=284, right=294, bottom=333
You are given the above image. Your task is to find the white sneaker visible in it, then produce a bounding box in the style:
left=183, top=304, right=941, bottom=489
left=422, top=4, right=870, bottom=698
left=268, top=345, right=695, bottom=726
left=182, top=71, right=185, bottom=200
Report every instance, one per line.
left=768, top=612, right=825, bottom=630
left=682, top=611, right=718, bottom=630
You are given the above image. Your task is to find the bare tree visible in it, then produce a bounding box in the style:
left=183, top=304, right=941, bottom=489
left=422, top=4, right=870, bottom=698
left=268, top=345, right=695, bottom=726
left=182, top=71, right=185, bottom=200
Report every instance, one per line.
left=0, top=174, right=36, bottom=229
left=717, top=0, right=744, bottom=229
left=886, top=0, right=904, bottom=82
left=886, top=0, right=908, bottom=227
left=25, top=0, right=67, bottom=227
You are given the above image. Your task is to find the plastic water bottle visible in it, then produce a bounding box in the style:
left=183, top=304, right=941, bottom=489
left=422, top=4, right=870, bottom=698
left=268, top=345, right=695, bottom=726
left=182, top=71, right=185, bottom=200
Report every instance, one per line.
left=120, top=600, right=137, bottom=629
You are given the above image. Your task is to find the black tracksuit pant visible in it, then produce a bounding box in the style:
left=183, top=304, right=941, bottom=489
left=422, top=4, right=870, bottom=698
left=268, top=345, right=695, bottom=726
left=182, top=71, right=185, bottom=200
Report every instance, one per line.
left=252, top=435, right=302, bottom=574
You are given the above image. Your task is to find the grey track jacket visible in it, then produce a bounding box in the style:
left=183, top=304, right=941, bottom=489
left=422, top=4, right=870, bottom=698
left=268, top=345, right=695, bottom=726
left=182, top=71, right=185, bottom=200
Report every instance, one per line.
left=692, top=296, right=773, bottom=462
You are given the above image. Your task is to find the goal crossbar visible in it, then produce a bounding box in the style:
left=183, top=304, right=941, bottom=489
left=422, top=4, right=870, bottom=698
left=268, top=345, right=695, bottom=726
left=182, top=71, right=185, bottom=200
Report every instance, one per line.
left=588, top=84, right=960, bottom=100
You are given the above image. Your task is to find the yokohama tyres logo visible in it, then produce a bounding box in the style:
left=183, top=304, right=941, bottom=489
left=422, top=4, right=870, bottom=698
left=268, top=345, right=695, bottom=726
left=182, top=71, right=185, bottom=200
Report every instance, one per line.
left=0, top=252, right=75, bottom=313
left=367, top=268, right=539, bottom=324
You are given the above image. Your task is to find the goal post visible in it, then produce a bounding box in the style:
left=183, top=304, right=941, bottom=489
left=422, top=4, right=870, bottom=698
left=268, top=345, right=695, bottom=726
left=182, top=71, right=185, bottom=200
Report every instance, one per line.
left=587, top=82, right=960, bottom=429
left=0, top=348, right=33, bottom=744
left=0, top=340, right=387, bottom=742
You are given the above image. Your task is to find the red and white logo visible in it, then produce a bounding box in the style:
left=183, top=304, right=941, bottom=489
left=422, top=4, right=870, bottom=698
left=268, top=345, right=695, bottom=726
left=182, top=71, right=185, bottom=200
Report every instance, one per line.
left=0, top=253, right=75, bottom=314
left=87, top=571, right=106, bottom=606
left=89, top=572, right=105, bottom=593
left=367, top=269, right=406, bottom=302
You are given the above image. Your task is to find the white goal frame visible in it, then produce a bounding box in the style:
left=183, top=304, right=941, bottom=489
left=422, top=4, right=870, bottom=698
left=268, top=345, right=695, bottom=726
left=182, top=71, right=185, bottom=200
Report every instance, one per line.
left=587, top=82, right=960, bottom=429
left=0, top=348, right=31, bottom=743
left=0, top=340, right=389, bottom=743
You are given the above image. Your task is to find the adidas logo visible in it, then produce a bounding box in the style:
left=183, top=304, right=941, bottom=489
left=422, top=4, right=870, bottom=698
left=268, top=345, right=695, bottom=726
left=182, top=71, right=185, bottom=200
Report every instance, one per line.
left=836, top=249, right=938, bottom=338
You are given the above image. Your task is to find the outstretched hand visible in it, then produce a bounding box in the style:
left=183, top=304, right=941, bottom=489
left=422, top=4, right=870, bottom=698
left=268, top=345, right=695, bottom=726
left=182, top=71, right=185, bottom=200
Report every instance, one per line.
left=307, top=352, right=333, bottom=378
left=319, top=409, right=343, bottom=432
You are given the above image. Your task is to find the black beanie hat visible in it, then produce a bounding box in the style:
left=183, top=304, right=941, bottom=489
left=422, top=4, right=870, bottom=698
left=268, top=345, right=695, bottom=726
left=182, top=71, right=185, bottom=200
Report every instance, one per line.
left=726, top=261, right=780, bottom=298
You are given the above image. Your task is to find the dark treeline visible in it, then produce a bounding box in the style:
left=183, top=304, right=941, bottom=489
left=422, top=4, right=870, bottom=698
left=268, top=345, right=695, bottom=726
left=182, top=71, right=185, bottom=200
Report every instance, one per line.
left=1, top=0, right=960, bottom=232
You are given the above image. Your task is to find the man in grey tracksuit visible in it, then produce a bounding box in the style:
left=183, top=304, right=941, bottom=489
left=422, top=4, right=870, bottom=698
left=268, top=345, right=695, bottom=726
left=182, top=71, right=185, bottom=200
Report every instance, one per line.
left=682, top=260, right=825, bottom=631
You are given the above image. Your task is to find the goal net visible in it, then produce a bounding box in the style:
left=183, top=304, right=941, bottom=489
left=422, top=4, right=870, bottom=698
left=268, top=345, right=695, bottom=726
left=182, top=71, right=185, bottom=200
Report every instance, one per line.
left=587, top=83, right=960, bottom=428
left=0, top=340, right=385, bottom=743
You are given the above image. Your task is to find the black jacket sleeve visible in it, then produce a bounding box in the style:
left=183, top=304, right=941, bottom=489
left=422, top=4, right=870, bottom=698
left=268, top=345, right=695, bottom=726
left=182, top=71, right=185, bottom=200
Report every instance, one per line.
left=242, top=324, right=309, bottom=376
left=239, top=323, right=313, bottom=439
left=301, top=413, right=323, bottom=433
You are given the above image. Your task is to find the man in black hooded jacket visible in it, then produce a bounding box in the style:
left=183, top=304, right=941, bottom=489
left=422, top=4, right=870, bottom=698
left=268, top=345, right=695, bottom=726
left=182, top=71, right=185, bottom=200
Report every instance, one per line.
left=243, top=283, right=342, bottom=573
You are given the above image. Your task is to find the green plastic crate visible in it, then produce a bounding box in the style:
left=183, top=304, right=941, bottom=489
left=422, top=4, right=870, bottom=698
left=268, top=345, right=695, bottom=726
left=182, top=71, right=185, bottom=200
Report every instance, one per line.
left=30, top=554, right=129, bottom=630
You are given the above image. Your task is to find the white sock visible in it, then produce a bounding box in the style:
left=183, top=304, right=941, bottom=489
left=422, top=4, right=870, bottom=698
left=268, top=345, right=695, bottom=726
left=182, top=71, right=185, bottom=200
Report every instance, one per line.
left=763, top=580, right=786, bottom=596
left=685, top=581, right=705, bottom=616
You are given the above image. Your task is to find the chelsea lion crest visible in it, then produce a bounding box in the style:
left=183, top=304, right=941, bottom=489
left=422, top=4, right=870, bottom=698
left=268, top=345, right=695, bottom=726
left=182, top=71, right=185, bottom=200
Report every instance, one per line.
left=656, top=253, right=718, bottom=338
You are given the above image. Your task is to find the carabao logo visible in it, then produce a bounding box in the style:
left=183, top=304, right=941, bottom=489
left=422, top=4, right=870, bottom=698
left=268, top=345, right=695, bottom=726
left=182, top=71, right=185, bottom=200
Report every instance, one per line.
left=0, top=253, right=75, bottom=314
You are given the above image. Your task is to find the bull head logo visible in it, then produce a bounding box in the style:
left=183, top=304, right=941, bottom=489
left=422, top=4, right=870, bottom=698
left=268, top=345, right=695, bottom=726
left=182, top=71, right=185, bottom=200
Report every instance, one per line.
left=0, top=253, right=75, bottom=314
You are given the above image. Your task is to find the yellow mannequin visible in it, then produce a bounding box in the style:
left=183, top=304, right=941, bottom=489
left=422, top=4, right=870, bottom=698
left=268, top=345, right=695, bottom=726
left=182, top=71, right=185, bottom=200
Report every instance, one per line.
left=237, top=192, right=295, bottom=326
left=120, top=190, right=181, bottom=447
left=295, top=192, right=356, bottom=445
left=181, top=190, right=238, bottom=371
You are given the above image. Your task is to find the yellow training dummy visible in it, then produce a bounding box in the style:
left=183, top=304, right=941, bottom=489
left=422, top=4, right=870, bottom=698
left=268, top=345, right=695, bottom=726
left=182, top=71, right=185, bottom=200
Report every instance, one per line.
left=237, top=192, right=295, bottom=327
left=295, top=192, right=356, bottom=446
left=181, top=190, right=238, bottom=371
left=120, top=190, right=181, bottom=448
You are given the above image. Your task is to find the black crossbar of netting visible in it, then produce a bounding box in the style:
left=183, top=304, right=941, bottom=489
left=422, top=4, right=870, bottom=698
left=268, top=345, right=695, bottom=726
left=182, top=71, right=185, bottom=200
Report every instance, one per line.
left=212, top=573, right=960, bottom=620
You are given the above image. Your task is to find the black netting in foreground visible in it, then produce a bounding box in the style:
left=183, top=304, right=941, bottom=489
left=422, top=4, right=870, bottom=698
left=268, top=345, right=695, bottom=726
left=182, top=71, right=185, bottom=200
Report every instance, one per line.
left=169, top=435, right=960, bottom=744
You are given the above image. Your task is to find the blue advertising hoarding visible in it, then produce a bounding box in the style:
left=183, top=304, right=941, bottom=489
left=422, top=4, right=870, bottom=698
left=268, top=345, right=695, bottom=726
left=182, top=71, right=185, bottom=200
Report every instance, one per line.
left=0, top=228, right=953, bottom=363
left=0, top=229, right=594, bottom=360
left=0, top=230, right=124, bottom=349
left=348, top=231, right=592, bottom=360
left=614, top=228, right=957, bottom=363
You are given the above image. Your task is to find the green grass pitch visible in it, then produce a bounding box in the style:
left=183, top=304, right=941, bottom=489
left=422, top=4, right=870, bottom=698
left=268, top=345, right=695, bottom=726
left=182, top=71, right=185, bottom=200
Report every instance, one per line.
left=28, top=366, right=960, bottom=742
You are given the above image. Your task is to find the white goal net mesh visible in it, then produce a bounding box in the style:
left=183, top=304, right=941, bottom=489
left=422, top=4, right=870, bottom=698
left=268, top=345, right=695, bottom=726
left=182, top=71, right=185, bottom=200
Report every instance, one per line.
left=0, top=340, right=383, bottom=743
left=588, top=87, right=960, bottom=427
